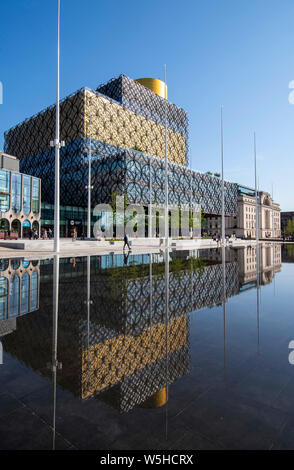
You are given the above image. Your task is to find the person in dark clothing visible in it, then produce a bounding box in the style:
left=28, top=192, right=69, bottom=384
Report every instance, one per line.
left=123, top=234, right=130, bottom=251
left=123, top=251, right=130, bottom=265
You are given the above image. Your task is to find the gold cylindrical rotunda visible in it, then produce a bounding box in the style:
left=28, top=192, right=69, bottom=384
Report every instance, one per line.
left=139, top=386, right=169, bottom=409
left=135, top=78, right=168, bottom=99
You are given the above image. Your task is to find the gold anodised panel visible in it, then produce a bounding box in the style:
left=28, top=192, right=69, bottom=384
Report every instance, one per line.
left=135, top=78, right=168, bottom=99
left=81, top=316, right=187, bottom=399
left=5, top=88, right=186, bottom=166
left=84, top=89, right=186, bottom=165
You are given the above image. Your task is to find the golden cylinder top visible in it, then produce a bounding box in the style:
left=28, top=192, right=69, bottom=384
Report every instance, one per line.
left=139, top=386, right=169, bottom=409
left=135, top=78, right=168, bottom=99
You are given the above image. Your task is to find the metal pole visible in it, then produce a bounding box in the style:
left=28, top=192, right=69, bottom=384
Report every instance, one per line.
left=190, top=153, right=193, bottom=237
left=149, top=124, right=152, bottom=239
left=52, top=254, right=59, bottom=450
left=164, top=247, right=169, bottom=439
left=254, top=132, right=259, bottom=245
left=54, top=0, right=61, bottom=252
left=221, top=106, right=225, bottom=246
left=87, top=109, right=92, bottom=239
left=164, top=65, right=168, bottom=247
left=222, top=243, right=226, bottom=381
left=256, top=243, right=260, bottom=354
left=271, top=183, right=274, bottom=239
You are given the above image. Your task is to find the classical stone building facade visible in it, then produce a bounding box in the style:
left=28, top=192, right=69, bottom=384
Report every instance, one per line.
left=204, top=186, right=281, bottom=239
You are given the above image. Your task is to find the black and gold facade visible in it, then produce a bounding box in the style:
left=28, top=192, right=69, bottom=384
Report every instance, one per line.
left=4, top=75, right=238, bottom=233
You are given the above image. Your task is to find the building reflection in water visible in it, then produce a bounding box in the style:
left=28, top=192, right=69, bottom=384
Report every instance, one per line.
left=0, top=258, right=40, bottom=340
left=0, top=243, right=282, bottom=424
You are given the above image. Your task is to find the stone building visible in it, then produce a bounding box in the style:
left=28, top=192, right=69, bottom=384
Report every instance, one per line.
left=204, top=185, right=281, bottom=239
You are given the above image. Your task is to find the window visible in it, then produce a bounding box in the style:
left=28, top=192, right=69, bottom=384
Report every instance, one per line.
left=9, top=275, right=19, bottom=317
left=11, top=173, right=21, bottom=213
left=0, top=170, right=10, bottom=193
left=30, top=272, right=38, bottom=310
left=23, top=175, right=31, bottom=214
left=0, top=277, right=8, bottom=320
left=20, top=273, right=29, bottom=314
left=0, top=170, right=10, bottom=212
left=32, top=178, right=40, bottom=214
left=0, top=194, right=9, bottom=212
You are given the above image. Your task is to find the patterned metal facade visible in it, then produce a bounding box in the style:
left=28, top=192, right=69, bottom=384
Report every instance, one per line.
left=4, top=75, right=238, bottom=217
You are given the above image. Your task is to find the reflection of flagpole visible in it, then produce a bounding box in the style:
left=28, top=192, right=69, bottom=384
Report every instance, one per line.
left=164, top=248, right=169, bottom=440
left=52, top=255, right=60, bottom=450
left=221, top=107, right=225, bottom=247
left=222, top=244, right=226, bottom=381
left=256, top=244, right=260, bottom=354
left=87, top=256, right=92, bottom=353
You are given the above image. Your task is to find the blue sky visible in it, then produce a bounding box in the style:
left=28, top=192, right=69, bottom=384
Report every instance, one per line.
left=0, top=0, right=294, bottom=210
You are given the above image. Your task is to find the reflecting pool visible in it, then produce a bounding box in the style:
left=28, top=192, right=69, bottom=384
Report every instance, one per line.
left=0, top=243, right=294, bottom=450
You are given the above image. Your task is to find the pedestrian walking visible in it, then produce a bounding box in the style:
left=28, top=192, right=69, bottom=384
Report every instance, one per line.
left=123, top=233, right=131, bottom=251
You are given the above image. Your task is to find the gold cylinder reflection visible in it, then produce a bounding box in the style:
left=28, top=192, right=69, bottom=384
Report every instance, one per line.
left=139, top=386, right=169, bottom=409
left=135, top=78, right=168, bottom=99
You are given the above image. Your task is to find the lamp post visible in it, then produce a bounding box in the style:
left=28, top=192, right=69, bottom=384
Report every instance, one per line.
left=50, top=0, right=64, bottom=252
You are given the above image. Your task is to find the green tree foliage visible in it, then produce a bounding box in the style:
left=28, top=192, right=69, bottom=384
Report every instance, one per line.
left=285, top=218, right=294, bottom=237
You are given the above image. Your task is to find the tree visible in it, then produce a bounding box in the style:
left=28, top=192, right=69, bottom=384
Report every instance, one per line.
left=285, top=218, right=294, bottom=238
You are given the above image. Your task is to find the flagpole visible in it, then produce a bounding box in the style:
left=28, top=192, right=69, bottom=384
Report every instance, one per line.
left=254, top=132, right=259, bottom=245
left=221, top=106, right=225, bottom=246
left=271, top=182, right=274, bottom=239
left=87, top=109, right=92, bottom=238
left=148, top=123, right=152, bottom=239
left=164, top=65, right=168, bottom=247
left=51, top=0, right=64, bottom=252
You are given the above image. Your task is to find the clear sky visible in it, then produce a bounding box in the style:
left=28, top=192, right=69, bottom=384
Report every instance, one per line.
left=0, top=0, right=294, bottom=210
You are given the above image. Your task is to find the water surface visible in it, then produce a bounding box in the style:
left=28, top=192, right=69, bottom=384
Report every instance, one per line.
left=0, top=243, right=293, bottom=450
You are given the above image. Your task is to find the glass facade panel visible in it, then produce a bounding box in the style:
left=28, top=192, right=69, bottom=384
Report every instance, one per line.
left=0, top=169, right=10, bottom=213
left=0, top=194, right=9, bottom=212
left=0, top=277, right=8, bottom=320
left=30, top=272, right=38, bottom=310
left=9, top=275, right=19, bottom=317
left=20, top=273, right=29, bottom=314
left=32, top=178, right=40, bottom=214
left=11, top=173, right=21, bottom=213
left=0, top=170, right=10, bottom=193
left=23, top=175, right=31, bottom=214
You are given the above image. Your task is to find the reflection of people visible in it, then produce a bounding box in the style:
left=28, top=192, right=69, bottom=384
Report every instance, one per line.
left=123, top=251, right=130, bottom=266
left=123, top=234, right=130, bottom=251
